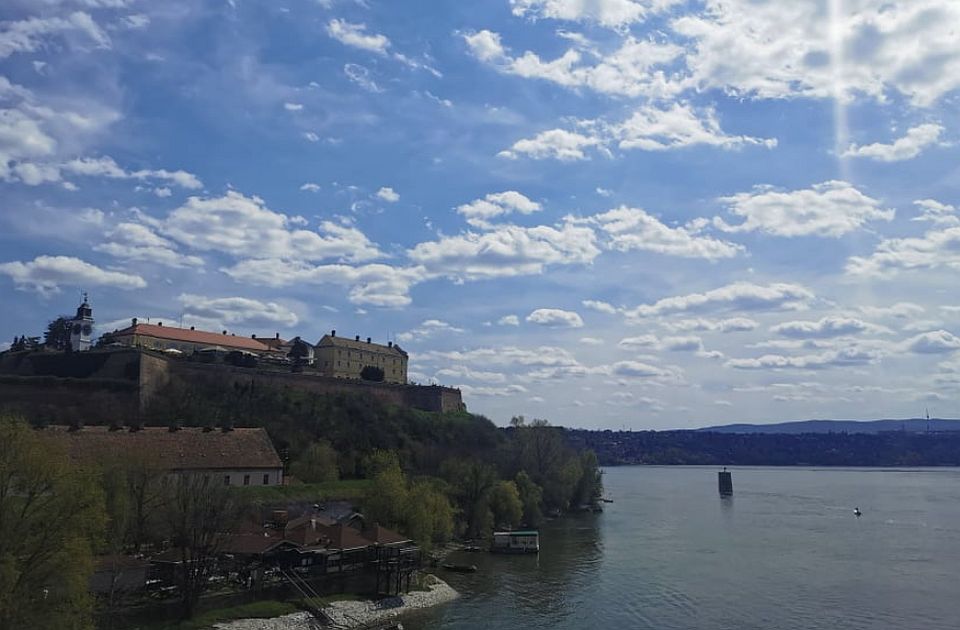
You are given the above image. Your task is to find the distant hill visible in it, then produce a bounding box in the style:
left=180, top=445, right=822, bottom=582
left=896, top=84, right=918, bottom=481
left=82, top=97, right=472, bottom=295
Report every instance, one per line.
left=697, top=418, right=960, bottom=434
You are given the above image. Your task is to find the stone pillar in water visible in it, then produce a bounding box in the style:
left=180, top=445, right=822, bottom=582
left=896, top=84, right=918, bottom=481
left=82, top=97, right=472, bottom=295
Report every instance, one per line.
left=718, top=468, right=733, bottom=496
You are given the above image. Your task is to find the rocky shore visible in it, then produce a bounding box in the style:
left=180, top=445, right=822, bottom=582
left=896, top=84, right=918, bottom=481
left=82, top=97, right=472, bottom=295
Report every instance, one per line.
left=215, top=575, right=459, bottom=630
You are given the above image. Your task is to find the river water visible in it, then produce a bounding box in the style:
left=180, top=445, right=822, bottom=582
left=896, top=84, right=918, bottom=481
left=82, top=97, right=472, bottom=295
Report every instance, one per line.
left=404, top=466, right=960, bottom=629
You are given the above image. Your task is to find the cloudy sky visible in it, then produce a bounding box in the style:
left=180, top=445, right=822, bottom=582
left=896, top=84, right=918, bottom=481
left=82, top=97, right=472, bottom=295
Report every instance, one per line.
left=2, top=0, right=959, bottom=429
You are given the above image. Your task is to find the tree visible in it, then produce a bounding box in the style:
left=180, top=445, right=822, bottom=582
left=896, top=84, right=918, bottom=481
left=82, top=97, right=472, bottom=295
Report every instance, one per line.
left=287, top=337, right=311, bottom=372
left=162, top=473, right=239, bottom=619
left=488, top=480, right=523, bottom=530
left=363, top=449, right=402, bottom=479
left=572, top=450, right=603, bottom=507
left=441, top=459, right=497, bottom=537
left=514, top=471, right=543, bottom=527
left=360, top=365, right=385, bottom=382
left=403, top=478, right=454, bottom=550
left=290, top=441, right=340, bottom=483
left=0, top=416, right=106, bottom=630
left=363, top=464, right=408, bottom=529
left=44, top=316, right=72, bottom=351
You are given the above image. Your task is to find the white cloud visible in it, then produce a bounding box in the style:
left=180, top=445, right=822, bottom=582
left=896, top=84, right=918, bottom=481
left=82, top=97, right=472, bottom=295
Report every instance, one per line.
left=465, top=30, right=684, bottom=98
left=178, top=294, right=299, bottom=328
left=162, top=191, right=382, bottom=263
left=610, top=360, right=669, bottom=378
left=396, top=319, right=464, bottom=342
left=846, top=227, right=960, bottom=277
left=458, top=384, right=529, bottom=398
left=590, top=206, right=742, bottom=260
left=843, top=124, right=943, bottom=162
left=376, top=186, right=399, bottom=202
left=579, top=337, right=604, bottom=345
left=624, top=282, right=814, bottom=319
left=726, top=347, right=882, bottom=370
left=660, top=335, right=703, bottom=351
left=618, top=335, right=658, bottom=349
left=0, top=11, right=110, bottom=60
left=663, top=317, right=758, bottom=333
left=715, top=181, right=893, bottom=238
left=408, top=220, right=599, bottom=280
left=859, top=303, right=925, bottom=320
left=498, top=314, right=520, bottom=326
left=222, top=259, right=422, bottom=308
left=526, top=308, right=584, bottom=328
left=343, top=63, right=382, bottom=93
left=510, top=0, right=682, bottom=28
left=0, top=255, right=146, bottom=294
left=283, top=102, right=304, bottom=112
left=912, top=199, right=959, bottom=227
left=326, top=19, right=390, bottom=55
left=771, top=316, right=886, bottom=339
left=905, top=330, right=960, bottom=355
left=613, top=103, right=775, bottom=152
left=434, top=366, right=507, bottom=384
left=303, top=132, right=320, bottom=142
left=499, top=128, right=604, bottom=161
left=300, top=183, right=321, bottom=192
left=456, top=191, right=541, bottom=227
left=582, top=299, right=617, bottom=314
left=419, top=345, right=581, bottom=369
left=94, top=222, right=204, bottom=269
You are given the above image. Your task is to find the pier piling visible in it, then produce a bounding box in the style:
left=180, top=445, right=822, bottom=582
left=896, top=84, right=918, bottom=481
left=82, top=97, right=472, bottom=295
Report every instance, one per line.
left=718, top=468, right=733, bottom=496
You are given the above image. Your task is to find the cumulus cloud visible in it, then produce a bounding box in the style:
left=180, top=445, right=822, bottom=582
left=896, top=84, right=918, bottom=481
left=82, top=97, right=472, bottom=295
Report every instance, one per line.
left=662, top=317, right=757, bottom=333
left=726, top=347, right=882, bottom=370
left=905, top=330, right=960, bottom=354
left=94, top=222, right=203, bottom=269
left=843, top=124, right=943, bottom=162
left=498, top=314, right=520, bottom=326
left=0, top=11, right=110, bottom=60
left=582, top=299, right=617, bottom=314
left=579, top=337, right=604, bottom=345
left=509, top=0, right=683, bottom=28
left=396, top=319, right=465, bottom=342
left=434, top=365, right=508, bottom=384
left=178, top=294, right=299, bottom=328
left=456, top=191, right=541, bottom=227
left=376, top=186, right=399, bottom=202
left=162, top=191, right=382, bottom=263
left=499, top=128, right=604, bottom=161
left=589, top=206, right=741, bottom=260
left=526, top=308, right=584, bottom=328
left=408, top=220, right=599, bottom=280
left=846, top=227, right=960, bottom=277
left=0, top=255, right=146, bottom=294
left=624, top=282, right=814, bottom=319
left=300, top=183, right=321, bottom=192
left=326, top=19, right=390, bottom=55
left=714, top=181, right=893, bottom=238
left=912, top=199, right=959, bottom=227
left=618, top=335, right=658, bottom=349
left=771, top=316, right=887, bottom=339
left=610, top=360, right=669, bottom=378
left=420, top=345, right=582, bottom=368
left=343, top=63, right=382, bottom=92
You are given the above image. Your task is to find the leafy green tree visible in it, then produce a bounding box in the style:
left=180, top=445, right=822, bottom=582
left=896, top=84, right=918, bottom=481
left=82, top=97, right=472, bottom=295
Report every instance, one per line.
left=363, top=449, right=402, bottom=479
left=488, top=480, right=523, bottom=529
left=0, top=416, right=106, bottom=630
left=514, top=470, right=543, bottom=527
left=441, top=458, right=497, bottom=537
left=403, top=478, right=454, bottom=550
left=290, top=441, right=340, bottom=483
left=44, top=316, right=72, bottom=351
left=360, top=365, right=385, bottom=382
left=287, top=337, right=311, bottom=372
left=572, top=450, right=603, bottom=507
left=363, top=458, right=408, bottom=528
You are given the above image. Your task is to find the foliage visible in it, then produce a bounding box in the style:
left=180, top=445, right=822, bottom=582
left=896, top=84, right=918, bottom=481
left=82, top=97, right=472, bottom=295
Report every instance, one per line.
left=44, top=316, right=72, bottom=351
left=488, top=480, right=523, bottom=530
left=289, top=441, right=340, bottom=483
left=145, top=600, right=300, bottom=630
left=360, top=365, right=385, bottom=382
left=440, top=458, right=498, bottom=538
left=0, top=415, right=106, bottom=630
left=161, top=473, right=241, bottom=619
left=234, top=479, right=370, bottom=505
left=514, top=471, right=543, bottom=527
left=363, top=457, right=408, bottom=527
left=403, top=478, right=455, bottom=550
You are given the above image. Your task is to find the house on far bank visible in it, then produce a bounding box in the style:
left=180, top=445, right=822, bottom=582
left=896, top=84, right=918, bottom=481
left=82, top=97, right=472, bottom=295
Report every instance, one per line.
left=101, top=319, right=271, bottom=356
left=314, top=330, right=408, bottom=384
left=43, top=425, right=284, bottom=486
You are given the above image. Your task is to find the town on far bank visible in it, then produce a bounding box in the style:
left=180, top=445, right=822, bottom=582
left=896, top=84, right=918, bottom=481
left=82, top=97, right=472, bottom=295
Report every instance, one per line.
left=1, top=297, right=605, bottom=630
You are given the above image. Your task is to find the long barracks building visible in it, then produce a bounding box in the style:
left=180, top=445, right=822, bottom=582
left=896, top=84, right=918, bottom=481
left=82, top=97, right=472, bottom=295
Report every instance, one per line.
left=314, top=330, right=408, bottom=384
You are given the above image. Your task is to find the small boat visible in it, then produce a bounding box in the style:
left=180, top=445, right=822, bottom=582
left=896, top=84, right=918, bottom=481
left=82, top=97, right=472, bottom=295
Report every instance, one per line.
left=854, top=507, right=862, bottom=518
left=442, top=563, right=478, bottom=573
left=463, top=545, right=483, bottom=552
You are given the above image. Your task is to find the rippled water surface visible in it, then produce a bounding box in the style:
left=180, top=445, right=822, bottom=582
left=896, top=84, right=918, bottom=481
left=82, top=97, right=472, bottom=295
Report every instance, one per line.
left=404, top=466, right=960, bottom=630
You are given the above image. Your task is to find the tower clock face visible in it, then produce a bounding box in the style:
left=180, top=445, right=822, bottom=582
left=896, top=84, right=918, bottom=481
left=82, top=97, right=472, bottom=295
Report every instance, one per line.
left=82, top=324, right=92, bottom=335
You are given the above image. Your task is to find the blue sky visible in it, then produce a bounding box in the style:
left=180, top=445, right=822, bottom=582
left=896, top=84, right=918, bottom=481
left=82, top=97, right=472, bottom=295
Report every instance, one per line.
left=2, top=0, right=960, bottom=429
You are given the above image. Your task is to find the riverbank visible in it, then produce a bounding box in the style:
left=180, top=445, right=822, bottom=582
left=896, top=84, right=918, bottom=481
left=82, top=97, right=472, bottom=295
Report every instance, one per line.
left=213, top=575, right=458, bottom=630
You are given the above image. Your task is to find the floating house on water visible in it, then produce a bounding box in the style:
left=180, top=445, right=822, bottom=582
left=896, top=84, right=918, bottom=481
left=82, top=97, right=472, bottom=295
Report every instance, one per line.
left=491, top=530, right=540, bottom=554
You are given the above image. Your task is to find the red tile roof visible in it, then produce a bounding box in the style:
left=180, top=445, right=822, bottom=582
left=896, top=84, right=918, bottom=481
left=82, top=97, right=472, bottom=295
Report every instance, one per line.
left=44, top=426, right=283, bottom=471
left=364, top=524, right=411, bottom=545
left=110, top=323, right=270, bottom=352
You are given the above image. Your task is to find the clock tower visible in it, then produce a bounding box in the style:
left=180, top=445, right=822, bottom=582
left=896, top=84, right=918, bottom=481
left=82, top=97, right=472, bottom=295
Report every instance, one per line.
left=69, top=293, right=95, bottom=351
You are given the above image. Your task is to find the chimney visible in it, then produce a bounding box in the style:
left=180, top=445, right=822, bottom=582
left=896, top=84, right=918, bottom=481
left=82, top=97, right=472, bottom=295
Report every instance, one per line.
left=388, top=341, right=393, bottom=348
left=222, top=330, right=227, bottom=335
left=252, top=334, right=257, bottom=339
left=331, top=329, right=336, bottom=337
left=367, top=337, right=371, bottom=344
left=158, top=321, right=163, bottom=327
left=132, top=317, right=138, bottom=326
left=275, top=332, right=280, bottom=340
left=355, top=335, right=360, bottom=341
left=190, top=326, right=195, bottom=331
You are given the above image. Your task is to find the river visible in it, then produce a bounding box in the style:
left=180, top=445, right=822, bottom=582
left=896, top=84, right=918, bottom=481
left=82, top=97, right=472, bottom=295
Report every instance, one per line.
left=404, top=466, right=960, bottom=629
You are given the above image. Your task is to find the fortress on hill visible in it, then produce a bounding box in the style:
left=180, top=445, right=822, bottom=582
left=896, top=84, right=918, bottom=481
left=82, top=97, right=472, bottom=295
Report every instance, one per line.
left=0, top=298, right=463, bottom=424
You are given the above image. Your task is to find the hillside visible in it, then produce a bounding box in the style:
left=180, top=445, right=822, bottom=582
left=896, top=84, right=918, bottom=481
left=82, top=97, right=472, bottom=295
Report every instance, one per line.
left=697, top=418, right=960, bottom=434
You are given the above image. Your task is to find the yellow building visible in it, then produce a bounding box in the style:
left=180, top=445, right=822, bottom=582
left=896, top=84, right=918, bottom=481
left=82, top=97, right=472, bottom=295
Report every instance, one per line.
left=104, top=320, right=270, bottom=354
left=314, top=330, right=407, bottom=384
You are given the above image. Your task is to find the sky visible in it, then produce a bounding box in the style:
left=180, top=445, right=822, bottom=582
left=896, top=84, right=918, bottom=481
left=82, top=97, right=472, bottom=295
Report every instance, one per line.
left=1, top=0, right=959, bottom=430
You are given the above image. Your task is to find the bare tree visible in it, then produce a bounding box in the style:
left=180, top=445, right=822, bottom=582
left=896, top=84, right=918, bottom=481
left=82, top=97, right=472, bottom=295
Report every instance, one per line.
left=162, top=473, right=239, bottom=619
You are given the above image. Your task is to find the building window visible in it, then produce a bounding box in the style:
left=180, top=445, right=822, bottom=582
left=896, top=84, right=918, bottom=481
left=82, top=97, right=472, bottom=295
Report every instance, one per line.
left=263, top=473, right=270, bottom=485
left=223, top=475, right=230, bottom=486
left=243, top=474, right=250, bottom=486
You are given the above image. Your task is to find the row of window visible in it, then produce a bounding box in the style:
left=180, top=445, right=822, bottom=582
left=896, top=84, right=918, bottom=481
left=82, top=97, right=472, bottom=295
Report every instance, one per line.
left=223, top=473, right=271, bottom=486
